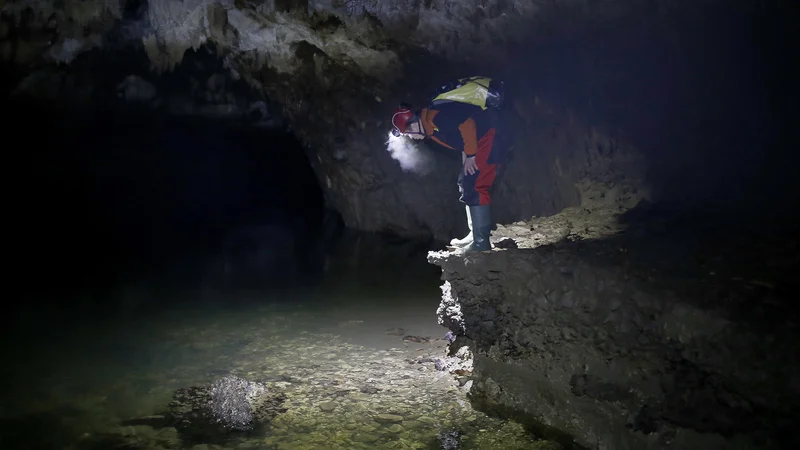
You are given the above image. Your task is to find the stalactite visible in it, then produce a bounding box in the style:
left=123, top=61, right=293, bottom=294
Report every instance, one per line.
left=141, top=32, right=188, bottom=73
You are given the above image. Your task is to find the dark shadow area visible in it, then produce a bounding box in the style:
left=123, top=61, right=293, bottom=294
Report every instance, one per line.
left=501, top=1, right=798, bottom=218
left=604, top=200, right=798, bottom=322
left=468, top=393, right=588, bottom=450
left=6, top=102, right=328, bottom=305
left=0, top=409, right=88, bottom=450
left=573, top=204, right=799, bottom=446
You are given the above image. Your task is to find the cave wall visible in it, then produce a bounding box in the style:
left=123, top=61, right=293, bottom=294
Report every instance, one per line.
left=198, top=0, right=791, bottom=238
left=224, top=12, right=652, bottom=239
left=0, top=0, right=654, bottom=241
left=2, top=0, right=792, bottom=239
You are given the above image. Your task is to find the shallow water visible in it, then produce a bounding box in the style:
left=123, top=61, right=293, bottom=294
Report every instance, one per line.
left=0, top=239, right=554, bottom=450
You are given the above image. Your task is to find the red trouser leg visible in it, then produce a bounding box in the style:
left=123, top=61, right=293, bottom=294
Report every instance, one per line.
left=458, top=128, right=497, bottom=206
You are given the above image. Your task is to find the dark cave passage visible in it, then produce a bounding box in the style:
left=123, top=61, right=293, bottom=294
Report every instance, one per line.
left=9, top=104, right=328, bottom=296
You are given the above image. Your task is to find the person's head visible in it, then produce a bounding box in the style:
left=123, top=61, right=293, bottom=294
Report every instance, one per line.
left=391, top=104, right=426, bottom=140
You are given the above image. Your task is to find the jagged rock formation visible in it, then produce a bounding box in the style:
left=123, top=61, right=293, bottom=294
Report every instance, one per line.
left=429, top=205, right=799, bottom=449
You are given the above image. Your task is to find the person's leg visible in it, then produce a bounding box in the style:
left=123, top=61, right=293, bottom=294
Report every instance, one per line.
left=473, top=129, right=498, bottom=206
left=449, top=205, right=473, bottom=247
left=454, top=157, right=475, bottom=248
left=457, top=129, right=497, bottom=253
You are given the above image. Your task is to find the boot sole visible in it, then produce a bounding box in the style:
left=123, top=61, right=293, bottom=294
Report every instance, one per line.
left=446, top=246, right=492, bottom=253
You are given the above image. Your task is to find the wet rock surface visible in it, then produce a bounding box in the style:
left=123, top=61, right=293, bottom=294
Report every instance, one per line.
left=429, top=203, right=800, bottom=449
left=208, top=376, right=282, bottom=431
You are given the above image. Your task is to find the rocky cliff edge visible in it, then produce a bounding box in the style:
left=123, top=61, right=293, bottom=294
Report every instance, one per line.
left=429, top=204, right=799, bottom=449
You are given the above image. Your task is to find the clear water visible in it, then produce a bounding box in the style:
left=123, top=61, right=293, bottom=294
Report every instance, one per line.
left=1, top=238, right=554, bottom=450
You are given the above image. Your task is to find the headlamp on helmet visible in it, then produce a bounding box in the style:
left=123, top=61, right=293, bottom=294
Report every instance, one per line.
left=391, top=102, right=416, bottom=137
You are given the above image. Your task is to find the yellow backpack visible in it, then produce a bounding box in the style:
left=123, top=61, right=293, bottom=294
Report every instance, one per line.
left=431, top=76, right=504, bottom=110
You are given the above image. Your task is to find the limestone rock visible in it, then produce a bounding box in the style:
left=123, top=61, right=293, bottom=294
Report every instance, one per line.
left=430, top=204, right=800, bottom=449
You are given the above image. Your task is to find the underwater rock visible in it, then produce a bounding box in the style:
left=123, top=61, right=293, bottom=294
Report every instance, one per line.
left=437, top=429, right=462, bottom=450
left=318, top=401, right=337, bottom=412
left=402, top=335, right=431, bottom=344
left=166, top=375, right=287, bottom=442
left=208, top=375, right=273, bottom=431
left=373, top=413, right=404, bottom=424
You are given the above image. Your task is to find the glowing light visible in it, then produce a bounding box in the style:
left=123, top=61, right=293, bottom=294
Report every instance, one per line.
left=385, top=132, right=434, bottom=176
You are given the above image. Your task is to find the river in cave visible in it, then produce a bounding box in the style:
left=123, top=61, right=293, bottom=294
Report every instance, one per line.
left=1, top=109, right=556, bottom=450
left=3, top=235, right=554, bottom=450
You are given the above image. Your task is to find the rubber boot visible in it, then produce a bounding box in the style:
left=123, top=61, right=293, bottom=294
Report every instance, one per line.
left=449, top=205, right=473, bottom=247
left=460, top=205, right=492, bottom=253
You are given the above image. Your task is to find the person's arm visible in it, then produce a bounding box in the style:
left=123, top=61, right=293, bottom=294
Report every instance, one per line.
left=458, top=118, right=479, bottom=175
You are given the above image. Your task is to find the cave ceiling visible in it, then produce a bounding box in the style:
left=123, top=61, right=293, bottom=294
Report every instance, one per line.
left=0, top=0, right=709, bottom=80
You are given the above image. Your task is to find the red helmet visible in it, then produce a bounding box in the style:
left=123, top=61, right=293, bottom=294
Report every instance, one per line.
left=391, top=104, right=416, bottom=136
